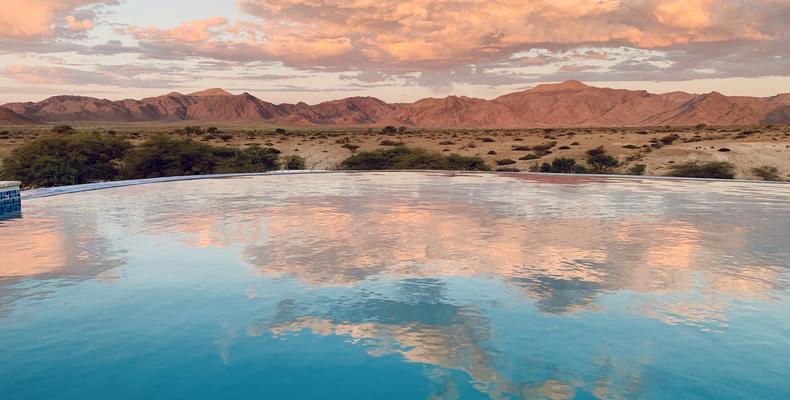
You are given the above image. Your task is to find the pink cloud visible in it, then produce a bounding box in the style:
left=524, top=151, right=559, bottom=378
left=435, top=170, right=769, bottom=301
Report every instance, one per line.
left=558, top=64, right=602, bottom=73
left=127, top=0, right=786, bottom=73
left=0, top=0, right=114, bottom=39
left=2, top=64, right=184, bottom=88
left=64, top=15, right=94, bottom=31
left=127, top=17, right=230, bottom=43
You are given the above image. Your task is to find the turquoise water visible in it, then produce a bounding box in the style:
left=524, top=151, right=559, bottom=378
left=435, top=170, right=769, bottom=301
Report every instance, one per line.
left=1, top=172, right=789, bottom=399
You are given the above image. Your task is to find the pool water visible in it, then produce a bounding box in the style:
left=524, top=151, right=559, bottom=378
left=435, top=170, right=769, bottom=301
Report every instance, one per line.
left=1, top=172, right=789, bottom=399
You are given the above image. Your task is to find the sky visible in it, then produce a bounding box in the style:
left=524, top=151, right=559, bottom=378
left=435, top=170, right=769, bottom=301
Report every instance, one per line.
left=0, top=0, right=788, bottom=104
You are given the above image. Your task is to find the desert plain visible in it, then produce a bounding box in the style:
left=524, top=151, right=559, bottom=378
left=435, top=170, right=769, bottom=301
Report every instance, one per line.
left=1, top=122, right=788, bottom=180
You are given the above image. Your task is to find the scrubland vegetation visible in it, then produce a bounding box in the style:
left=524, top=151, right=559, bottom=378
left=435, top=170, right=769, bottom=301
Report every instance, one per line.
left=340, top=146, right=489, bottom=171
left=1, top=133, right=302, bottom=188
left=0, top=123, right=787, bottom=188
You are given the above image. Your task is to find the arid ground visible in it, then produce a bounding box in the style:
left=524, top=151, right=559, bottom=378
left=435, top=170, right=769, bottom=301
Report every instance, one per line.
left=1, top=123, right=789, bottom=180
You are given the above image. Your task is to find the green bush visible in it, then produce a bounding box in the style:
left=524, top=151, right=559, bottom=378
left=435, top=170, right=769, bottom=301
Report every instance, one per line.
left=123, top=136, right=281, bottom=178
left=751, top=165, right=780, bottom=181
left=216, top=146, right=281, bottom=173
left=1, top=133, right=130, bottom=188
left=586, top=146, right=619, bottom=172
left=122, top=136, right=220, bottom=178
left=51, top=125, right=75, bottom=134
left=628, top=164, right=647, bottom=175
left=667, top=161, right=735, bottom=179
left=1, top=134, right=289, bottom=188
left=538, top=157, right=587, bottom=174
left=446, top=153, right=490, bottom=171
left=285, top=155, right=306, bottom=170
left=340, top=146, right=489, bottom=171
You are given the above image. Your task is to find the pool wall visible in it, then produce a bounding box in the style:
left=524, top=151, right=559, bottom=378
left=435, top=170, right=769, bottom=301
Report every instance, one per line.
left=0, top=181, right=21, bottom=219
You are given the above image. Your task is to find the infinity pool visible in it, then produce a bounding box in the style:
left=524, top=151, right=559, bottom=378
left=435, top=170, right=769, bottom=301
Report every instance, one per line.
left=1, top=172, right=789, bottom=399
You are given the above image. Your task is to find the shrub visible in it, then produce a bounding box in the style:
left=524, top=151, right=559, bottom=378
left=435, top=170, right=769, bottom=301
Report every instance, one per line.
left=480, top=137, right=496, bottom=142
left=667, top=161, right=735, bottom=179
left=382, top=126, right=397, bottom=134
left=122, top=136, right=220, bottom=178
left=512, top=145, right=532, bottom=151
left=122, top=136, right=281, bottom=178
left=659, top=134, right=680, bottom=145
left=538, top=157, right=587, bottom=174
left=1, top=133, right=130, bottom=188
left=379, top=139, right=404, bottom=146
left=217, top=146, right=281, bottom=173
left=275, top=128, right=287, bottom=134
left=628, top=164, right=647, bottom=175
left=51, top=125, right=75, bottom=134
left=496, top=159, right=516, bottom=166
left=285, top=155, right=306, bottom=170
left=752, top=165, right=780, bottom=181
left=586, top=146, right=619, bottom=172
left=184, top=126, right=203, bottom=135
left=340, top=146, right=489, bottom=171
left=446, top=153, right=490, bottom=170
left=532, top=141, right=557, bottom=155
left=519, top=154, right=541, bottom=161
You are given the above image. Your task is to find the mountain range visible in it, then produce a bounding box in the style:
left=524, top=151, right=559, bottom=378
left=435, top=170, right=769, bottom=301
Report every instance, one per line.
left=2, top=81, right=789, bottom=127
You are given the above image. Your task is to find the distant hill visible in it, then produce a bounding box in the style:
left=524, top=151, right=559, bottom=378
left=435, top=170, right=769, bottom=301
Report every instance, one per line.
left=0, top=107, right=33, bottom=125
left=2, top=81, right=788, bottom=127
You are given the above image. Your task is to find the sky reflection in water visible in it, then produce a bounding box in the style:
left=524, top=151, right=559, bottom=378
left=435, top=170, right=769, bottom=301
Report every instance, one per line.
left=1, top=172, right=789, bottom=399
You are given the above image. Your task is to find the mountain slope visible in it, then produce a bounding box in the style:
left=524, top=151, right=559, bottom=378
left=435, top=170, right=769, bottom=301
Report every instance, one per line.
left=0, top=107, right=34, bottom=125
left=2, top=81, right=787, bottom=127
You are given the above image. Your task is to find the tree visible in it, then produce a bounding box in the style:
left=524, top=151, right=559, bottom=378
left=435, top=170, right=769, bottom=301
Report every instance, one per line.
left=1, top=133, right=130, bottom=188
left=586, top=146, right=619, bottom=173
left=122, top=136, right=220, bottom=178
left=340, top=146, right=489, bottom=171
left=538, top=157, right=587, bottom=174
left=667, top=161, right=735, bottom=179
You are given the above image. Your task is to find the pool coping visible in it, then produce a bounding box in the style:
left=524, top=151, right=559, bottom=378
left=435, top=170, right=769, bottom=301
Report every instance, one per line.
left=21, top=170, right=789, bottom=199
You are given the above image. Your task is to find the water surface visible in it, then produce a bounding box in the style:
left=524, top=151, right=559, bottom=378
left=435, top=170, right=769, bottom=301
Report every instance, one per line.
left=1, top=172, right=789, bottom=399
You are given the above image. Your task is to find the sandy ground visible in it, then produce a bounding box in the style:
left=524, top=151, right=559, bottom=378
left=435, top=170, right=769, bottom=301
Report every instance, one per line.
left=1, top=124, right=789, bottom=180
